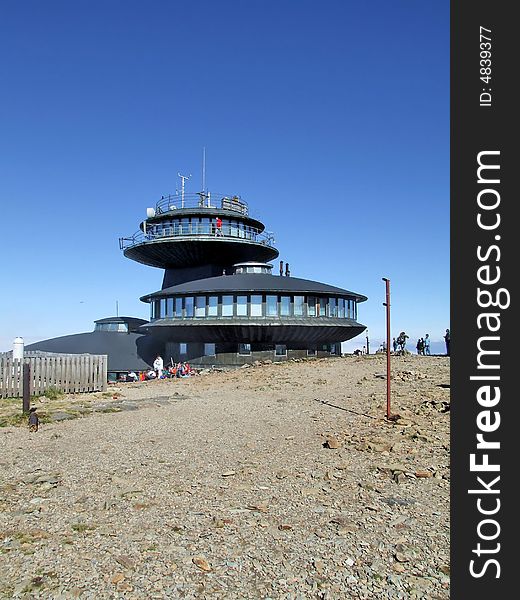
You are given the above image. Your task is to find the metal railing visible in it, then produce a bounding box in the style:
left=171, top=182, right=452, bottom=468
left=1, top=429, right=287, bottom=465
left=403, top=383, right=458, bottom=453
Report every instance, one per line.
left=119, top=223, right=276, bottom=251
left=153, top=192, right=249, bottom=215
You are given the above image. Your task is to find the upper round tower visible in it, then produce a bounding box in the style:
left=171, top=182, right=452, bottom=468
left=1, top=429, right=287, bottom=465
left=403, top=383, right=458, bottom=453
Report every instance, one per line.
left=120, top=192, right=279, bottom=269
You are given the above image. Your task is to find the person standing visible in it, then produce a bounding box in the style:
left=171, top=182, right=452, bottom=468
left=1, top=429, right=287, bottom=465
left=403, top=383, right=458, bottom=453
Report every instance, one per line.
left=444, top=329, right=450, bottom=356
left=392, top=337, right=397, bottom=353
left=153, top=355, right=164, bottom=378
left=215, top=217, right=223, bottom=236
left=424, top=334, right=431, bottom=355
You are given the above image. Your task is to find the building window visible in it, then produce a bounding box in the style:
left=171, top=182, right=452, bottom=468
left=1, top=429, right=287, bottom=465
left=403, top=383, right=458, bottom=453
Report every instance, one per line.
left=238, top=343, right=251, bottom=355
left=201, top=218, right=211, bottom=234
left=166, top=297, right=174, bottom=318
left=174, top=297, right=183, bottom=318
left=160, top=299, right=166, bottom=318
left=338, top=298, right=345, bottom=318
left=294, top=296, right=304, bottom=316
left=95, top=322, right=129, bottom=332
left=307, top=348, right=316, bottom=356
left=195, top=296, right=206, bottom=317
left=185, top=296, right=194, bottom=318
left=319, top=298, right=327, bottom=317
left=266, top=295, right=278, bottom=316
left=328, top=297, right=337, bottom=317
left=250, top=295, right=263, bottom=316
left=222, top=295, right=233, bottom=317
left=280, top=296, right=290, bottom=316
left=204, top=343, right=216, bottom=356
left=179, top=343, right=187, bottom=355
left=307, top=296, right=316, bottom=317
left=208, top=296, right=218, bottom=316
left=154, top=299, right=160, bottom=320
left=275, top=344, right=287, bottom=356
left=237, top=295, right=248, bottom=316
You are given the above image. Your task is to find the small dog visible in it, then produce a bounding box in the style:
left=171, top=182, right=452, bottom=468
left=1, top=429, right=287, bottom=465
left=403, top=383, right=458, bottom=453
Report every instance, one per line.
left=28, top=407, right=39, bottom=432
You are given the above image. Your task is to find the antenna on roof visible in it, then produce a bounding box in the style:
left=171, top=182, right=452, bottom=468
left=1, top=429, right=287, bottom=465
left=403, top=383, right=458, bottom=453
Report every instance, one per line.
left=177, top=172, right=191, bottom=208
left=202, top=147, right=206, bottom=192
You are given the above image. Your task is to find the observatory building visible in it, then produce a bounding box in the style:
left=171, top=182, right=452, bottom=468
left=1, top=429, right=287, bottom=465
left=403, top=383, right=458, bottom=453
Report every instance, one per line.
left=119, top=189, right=367, bottom=366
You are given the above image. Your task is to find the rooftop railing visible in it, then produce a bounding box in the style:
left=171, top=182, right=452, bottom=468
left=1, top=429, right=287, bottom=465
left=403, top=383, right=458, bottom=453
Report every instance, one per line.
left=154, top=192, right=249, bottom=216
left=119, top=222, right=276, bottom=251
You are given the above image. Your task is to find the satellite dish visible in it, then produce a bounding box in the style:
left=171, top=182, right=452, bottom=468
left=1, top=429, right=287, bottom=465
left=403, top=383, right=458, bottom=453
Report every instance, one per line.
left=146, top=207, right=156, bottom=218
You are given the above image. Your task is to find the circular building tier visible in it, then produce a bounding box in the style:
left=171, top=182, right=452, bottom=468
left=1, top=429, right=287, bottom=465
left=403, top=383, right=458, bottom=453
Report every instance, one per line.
left=120, top=193, right=278, bottom=268
left=139, top=273, right=367, bottom=351
left=123, top=237, right=278, bottom=269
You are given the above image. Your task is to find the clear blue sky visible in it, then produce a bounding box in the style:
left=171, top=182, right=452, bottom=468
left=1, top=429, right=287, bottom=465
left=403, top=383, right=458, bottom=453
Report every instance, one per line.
left=0, top=0, right=449, bottom=353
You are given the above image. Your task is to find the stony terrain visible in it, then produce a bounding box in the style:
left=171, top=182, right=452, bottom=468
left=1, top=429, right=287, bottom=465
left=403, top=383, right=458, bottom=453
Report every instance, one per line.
left=0, top=354, right=450, bottom=599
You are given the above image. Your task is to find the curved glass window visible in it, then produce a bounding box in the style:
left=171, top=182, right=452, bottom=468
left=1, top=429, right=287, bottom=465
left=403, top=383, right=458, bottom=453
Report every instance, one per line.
left=338, top=298, right=345, bottom=318
left=195, top=296, right=206, bottom=317
left=307, top=296, right=316, bottom=317
left=222, top=295, right=233, bottom=317
left=208, top=296, right=218, bottom=316
left=201, top=218, right=211, bottom=234
left=185, top=297, right=194, bottom=317
left=294, top=296, right=304, bottom=316
left=174, top=297, right=183, bottom=318
left=280, top=296, right=290, bottom=316
left=266, top=295, right=277, bottom=316
left=153, top=294, right=358, bottom=321
left=166, top=297, right=174, bottom=317
left=250, top=295, right=263, bottom=316
left=237, top=295, right=247, bottom=316
left=96, top=323, right=128, bottom=332
left=328, top=297, right=337, bottom=317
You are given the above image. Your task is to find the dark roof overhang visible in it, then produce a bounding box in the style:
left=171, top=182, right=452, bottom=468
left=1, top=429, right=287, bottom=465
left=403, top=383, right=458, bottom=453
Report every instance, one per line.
left=140, top=274, right=368, bottom=303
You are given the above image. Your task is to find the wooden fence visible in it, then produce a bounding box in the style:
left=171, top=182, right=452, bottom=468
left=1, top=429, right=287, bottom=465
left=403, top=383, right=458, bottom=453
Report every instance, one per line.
left=0, top=353, right=108, bottom=398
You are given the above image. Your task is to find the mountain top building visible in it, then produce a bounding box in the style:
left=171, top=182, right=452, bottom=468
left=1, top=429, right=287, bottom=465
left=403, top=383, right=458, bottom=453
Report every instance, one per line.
left=119, top=190, right=367, bottom=366
left=27, top=186, right=367, bottom=372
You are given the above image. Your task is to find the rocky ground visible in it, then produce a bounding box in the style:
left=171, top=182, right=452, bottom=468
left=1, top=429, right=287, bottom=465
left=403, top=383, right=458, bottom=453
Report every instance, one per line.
left=0, top=354, right=450, bottom=599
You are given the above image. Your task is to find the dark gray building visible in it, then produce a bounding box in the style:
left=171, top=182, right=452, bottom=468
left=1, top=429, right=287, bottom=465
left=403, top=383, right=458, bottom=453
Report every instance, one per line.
left=119, top=191, right=367, bottom=366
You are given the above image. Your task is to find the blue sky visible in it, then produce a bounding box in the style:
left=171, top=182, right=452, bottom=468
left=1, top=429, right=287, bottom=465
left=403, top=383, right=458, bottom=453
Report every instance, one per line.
left=0, top=0, right=449, bottom=353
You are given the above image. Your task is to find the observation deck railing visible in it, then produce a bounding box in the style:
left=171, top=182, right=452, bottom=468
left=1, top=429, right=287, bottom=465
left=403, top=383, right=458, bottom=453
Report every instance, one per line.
left=154, top=192, right=249, bottom=216
left=119, top=222, right=275, bottom=251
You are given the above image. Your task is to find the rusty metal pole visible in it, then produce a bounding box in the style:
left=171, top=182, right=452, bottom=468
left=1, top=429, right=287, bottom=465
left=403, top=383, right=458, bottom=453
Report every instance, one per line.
left=382, top=278, right=391, bottom=419
left=22, top=362, right=30, bottom=414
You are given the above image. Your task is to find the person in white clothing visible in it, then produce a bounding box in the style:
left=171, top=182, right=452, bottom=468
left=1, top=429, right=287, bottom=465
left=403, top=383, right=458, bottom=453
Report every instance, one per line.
left=153, top=355, right=164, bottom=378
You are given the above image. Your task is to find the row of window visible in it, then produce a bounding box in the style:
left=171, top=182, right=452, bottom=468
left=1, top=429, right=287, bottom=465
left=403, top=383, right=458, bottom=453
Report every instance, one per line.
left=146, top=218, right=261, bottom=240
left=150, top=294, right=358, bottom=320
left=95, top=323, right=129, bottom=332
left=173, top=343, right=339, bottom=357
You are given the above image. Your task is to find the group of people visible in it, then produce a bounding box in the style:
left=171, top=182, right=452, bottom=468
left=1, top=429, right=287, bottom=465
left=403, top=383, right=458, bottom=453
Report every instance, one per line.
left=415, top=334, right=431, bottom=355
left=124, top=355, right=195, bottom=382
left=390, top=329, right=450, bottom=356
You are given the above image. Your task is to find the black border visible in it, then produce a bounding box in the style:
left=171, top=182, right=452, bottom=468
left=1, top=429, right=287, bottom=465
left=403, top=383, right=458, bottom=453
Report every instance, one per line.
left=451, top=2, right=515, bottom=596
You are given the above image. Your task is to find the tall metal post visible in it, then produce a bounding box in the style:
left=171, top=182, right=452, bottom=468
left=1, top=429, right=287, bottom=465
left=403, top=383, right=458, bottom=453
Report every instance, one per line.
left=366, top=329, right=370, bottom=355
left=22, top=362, right=30, bottom=414
left=382, top=278, right=391, bottom=419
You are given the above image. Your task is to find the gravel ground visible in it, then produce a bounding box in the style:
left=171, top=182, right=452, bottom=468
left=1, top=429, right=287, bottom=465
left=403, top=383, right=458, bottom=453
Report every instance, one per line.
left=0, top=354, right=450, bottom=599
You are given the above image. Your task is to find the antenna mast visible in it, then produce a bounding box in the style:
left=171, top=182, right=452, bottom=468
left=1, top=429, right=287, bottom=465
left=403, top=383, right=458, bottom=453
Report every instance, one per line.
left=202, top=147, right=206, bottom=192
left=177, top=172, right=191, bottom=208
